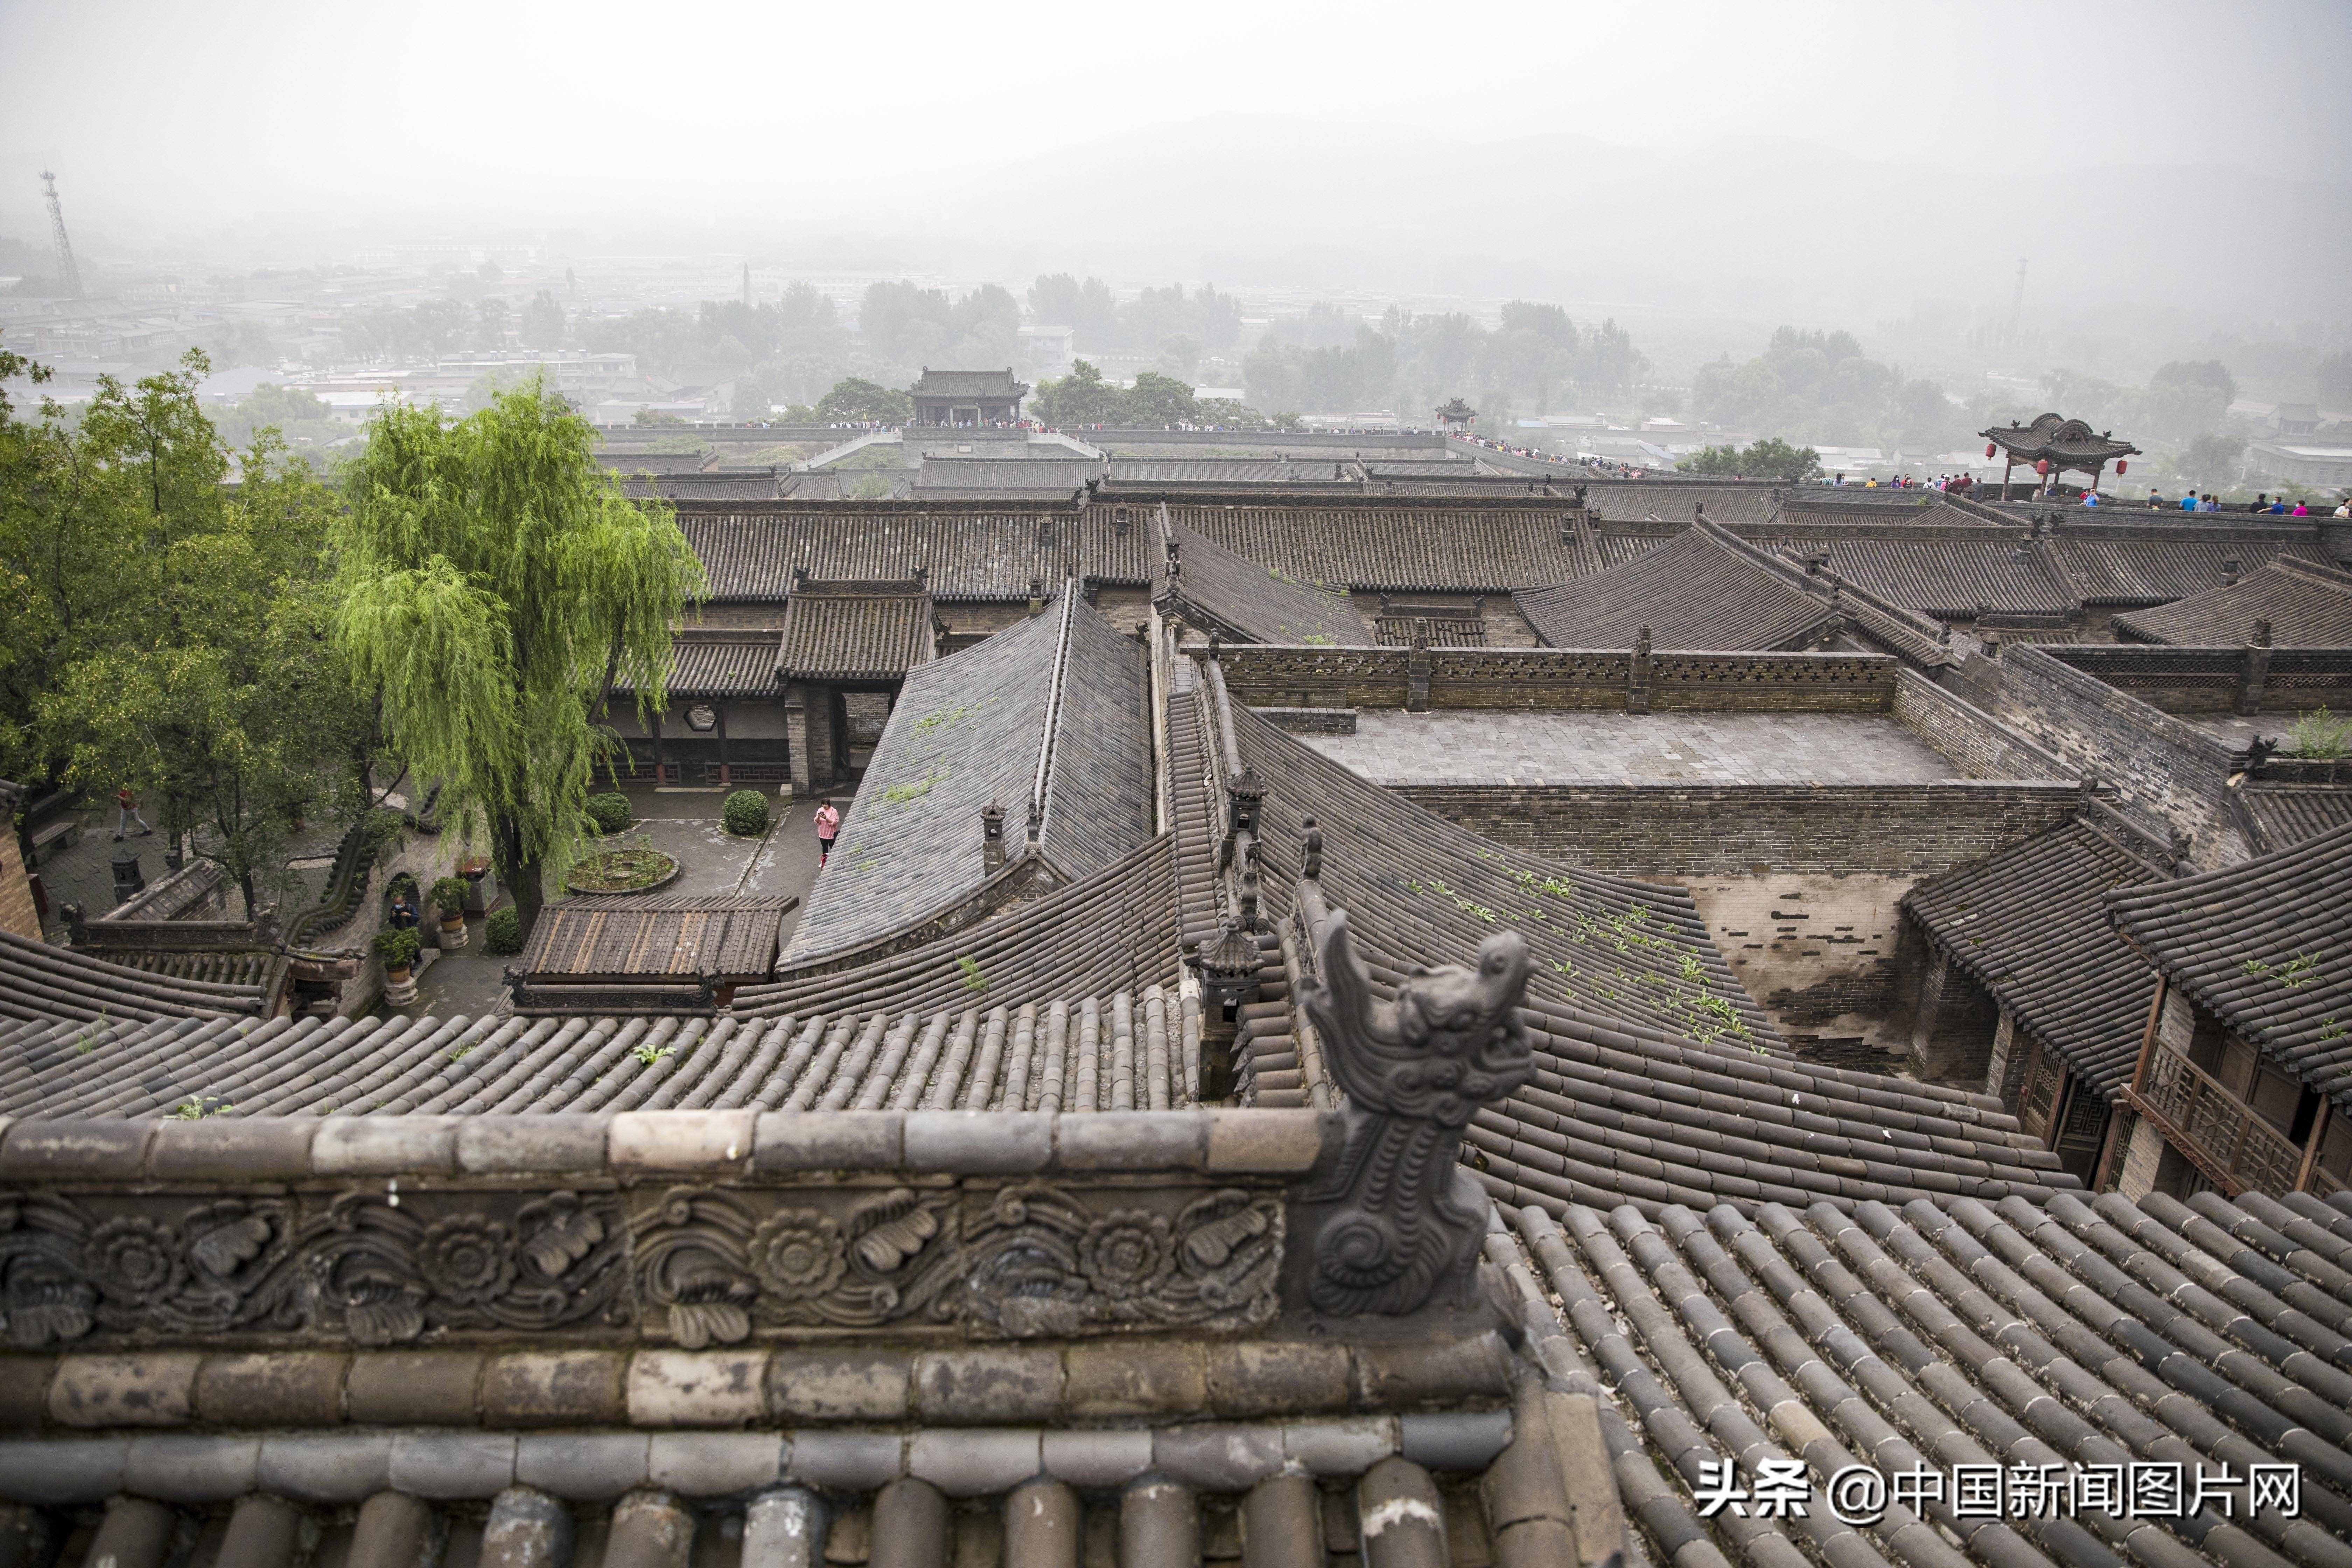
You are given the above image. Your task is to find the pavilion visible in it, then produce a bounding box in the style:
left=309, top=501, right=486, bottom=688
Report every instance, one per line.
left=1981, top=410, right=2140, bottom=495
left=908, top=367, right=1029, bottom=428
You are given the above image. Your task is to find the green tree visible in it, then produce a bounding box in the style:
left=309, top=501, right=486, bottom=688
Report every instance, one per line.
left=1677, top=437, right=1822, bottom=482
left=813, top=377, right=912, bottom=424
left=1032, top=360, right=1127, bottom=427
left=1122, top=371, right=1199, bottom=426
left=335, top=382, right=705, bottom=937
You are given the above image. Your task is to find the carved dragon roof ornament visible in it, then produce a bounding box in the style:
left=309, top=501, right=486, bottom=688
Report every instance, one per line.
left=1295, top=910, right=1532, bottom=1317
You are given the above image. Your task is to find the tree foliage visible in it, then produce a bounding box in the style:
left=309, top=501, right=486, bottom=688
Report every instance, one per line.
left=4, top=347, right=370, bottom=914
left=1692, top=329, right=1958, bottom=452
left=1026, top=277, right=1244, bottom=358
left=813, top=378, right=912, bottom=424
left=1242, top=303, right=1645, bottom=419
left=1676, top=438, right=1823, bottom=482
left=335, top=381, right=705, bottom=937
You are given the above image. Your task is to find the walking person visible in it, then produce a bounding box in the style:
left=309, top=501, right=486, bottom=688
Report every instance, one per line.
left=113, top=785, right=153, bottom=841
left=813, top=798, right=841, bottom=868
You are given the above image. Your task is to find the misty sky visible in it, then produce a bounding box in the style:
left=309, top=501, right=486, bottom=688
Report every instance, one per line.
left=3, top=0, right=2348, bottom=327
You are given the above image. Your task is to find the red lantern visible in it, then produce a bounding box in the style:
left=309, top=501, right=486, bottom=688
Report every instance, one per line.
left=2034, top=458, right=2050, bottom=476
left=2115, top=459, right=2127, bottom=475
left=1985, top=441, right=1997, bottom=458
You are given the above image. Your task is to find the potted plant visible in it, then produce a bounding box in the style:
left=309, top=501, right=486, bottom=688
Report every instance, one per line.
left=430, top=876, right=472, bottom=950
left=372, top=927, right=423, bottom=1007
left=459, top=855, right=492, bottom=912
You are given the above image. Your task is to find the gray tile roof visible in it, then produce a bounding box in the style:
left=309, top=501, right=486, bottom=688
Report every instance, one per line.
left=2050, top=526, right=2336, bottom=606
left=1494, top=1183, right=2352, bottom=1568
left=783, top=594, right=1152, bottom=966
left=1514, top=523, right=1837, bottom=651
left=2111, top=558, right=2352, bottom=645
left=1142, top=498, right=1584, bottom=593
left=0, top=929, right=272, bottom=1026
left=1156, top=512, right=1378, bottom=646
left=2109, top=821, right=2352, bottom=1107
left=641, top=627, right=784, bottom=698
left=776, top=580, right=938, bottom=681
left=515, top=895, right=791, bottom=983
left=1744, top=528, right=2076, bottom=618
left=679, top=507, right=1153, bottom=602
left=1904, top=818, right=2163, bottom=1096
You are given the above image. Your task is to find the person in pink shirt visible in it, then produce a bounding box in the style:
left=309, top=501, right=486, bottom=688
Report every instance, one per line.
left=813, top=799, right=841, bottom=867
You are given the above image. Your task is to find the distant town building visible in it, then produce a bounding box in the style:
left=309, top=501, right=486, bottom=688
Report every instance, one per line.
left=909, top=367, right=1029, bottom=428
left=2247, top=441, right=2352, bottom=490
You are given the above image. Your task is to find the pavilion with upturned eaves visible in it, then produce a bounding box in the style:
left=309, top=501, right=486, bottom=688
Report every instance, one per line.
left=1982, top=410, right=2140, bottom=495
left=1434, top=396, right=1477, bottom=431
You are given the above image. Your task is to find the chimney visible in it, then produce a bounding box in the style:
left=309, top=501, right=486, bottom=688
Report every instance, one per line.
left=2221, top=558, right=2241, bottom=586
left=111, top=851, right=144, bottom=908
left=982, top=803, right=1005, bottom=874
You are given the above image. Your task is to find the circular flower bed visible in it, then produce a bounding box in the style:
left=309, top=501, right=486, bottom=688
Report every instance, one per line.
left=564, top=846, right=680, bottom=895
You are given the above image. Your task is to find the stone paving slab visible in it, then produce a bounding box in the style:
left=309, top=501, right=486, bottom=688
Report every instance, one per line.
left=400, top=790, right=822, bottom=1019
left=1298, top=710, right=1964, bottom=786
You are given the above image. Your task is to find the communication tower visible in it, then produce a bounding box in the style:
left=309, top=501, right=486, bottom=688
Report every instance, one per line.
left=40, top=171, right=83, bottom=299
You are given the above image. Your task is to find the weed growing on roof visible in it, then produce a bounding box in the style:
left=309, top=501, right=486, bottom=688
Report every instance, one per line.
left=2243, top=958, right=2272, bottom=978
left=2320, top=1017, right=2345, bottom=1042
left=2286, top=706, right=2352, bottom=760
left=879, top=768, right=947, bottom=807
left=169, top=1096, right=229, bottom=1120
left=915, top=703, right=978, bottom=733
left=958, top=955, right=988, bottom=992
left=2278, top=953, right=2318, bottom=988
left=447, top=1044, right=472, bottom=1063
left=633, top=1042, right=676, bottom=1066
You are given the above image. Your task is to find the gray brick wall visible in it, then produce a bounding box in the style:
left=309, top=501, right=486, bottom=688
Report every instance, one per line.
left=1398, top=782, right=2080, bottom=877
left=1991, top=646, right=2249, bottom=868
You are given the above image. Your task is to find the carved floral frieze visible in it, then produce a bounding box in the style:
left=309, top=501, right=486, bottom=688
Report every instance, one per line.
left=0, top=1188, right=628, bottom=1350
left=0, top=1178, right=1284, bottom=1348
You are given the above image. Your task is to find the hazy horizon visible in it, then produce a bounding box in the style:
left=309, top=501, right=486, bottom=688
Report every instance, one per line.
left=5, top=0, right=2348, bottom=338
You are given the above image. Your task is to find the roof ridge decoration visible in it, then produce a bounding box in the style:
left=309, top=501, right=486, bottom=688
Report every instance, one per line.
left=1296, top=910, right=1532, bottom=1316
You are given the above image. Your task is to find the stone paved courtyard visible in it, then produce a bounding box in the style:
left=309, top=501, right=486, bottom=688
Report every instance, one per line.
left=1298, top=710, right=1964, bottom=785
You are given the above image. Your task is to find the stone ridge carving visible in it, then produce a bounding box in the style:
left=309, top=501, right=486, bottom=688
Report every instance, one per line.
left=0, top=1189, right=628, bottom=1349
left=632, top=1185, right=961, bottom=1345
left=0, top=1177, right=1285, bottom=1349
left=958, top=1183, right=1282, bottom=1338
left=1296, top=911, right=1532, bottom=1316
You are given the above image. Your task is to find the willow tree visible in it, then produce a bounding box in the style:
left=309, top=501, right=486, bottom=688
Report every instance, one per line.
left=335, top=384, right=703, bottom=937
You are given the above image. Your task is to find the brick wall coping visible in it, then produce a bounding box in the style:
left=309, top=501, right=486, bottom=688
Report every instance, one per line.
left=0, top=1108, right=1337, bottom=1184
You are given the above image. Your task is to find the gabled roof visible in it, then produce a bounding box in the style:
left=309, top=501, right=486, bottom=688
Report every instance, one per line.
left=783, top=593, right=1153, bottom=965
left=1903, top=817, right=2163, bottom=1096
left=1745, top=528, right=2076, bottom=617
left=2110, top=557, right=2352, bottom=646
left=514, top=894, right=790, bottom=984
left=2049, top=527, right=2334, bottom=607
left=2109, top=821, right=2352, bottom=1106
left=777, top=579, right=938, bottom=682
left=1514, top=523, right=1837, bottom=651
left=1155, top=511, right=1378, bottom=646
left=909, top=367, right=1028, bottom=399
